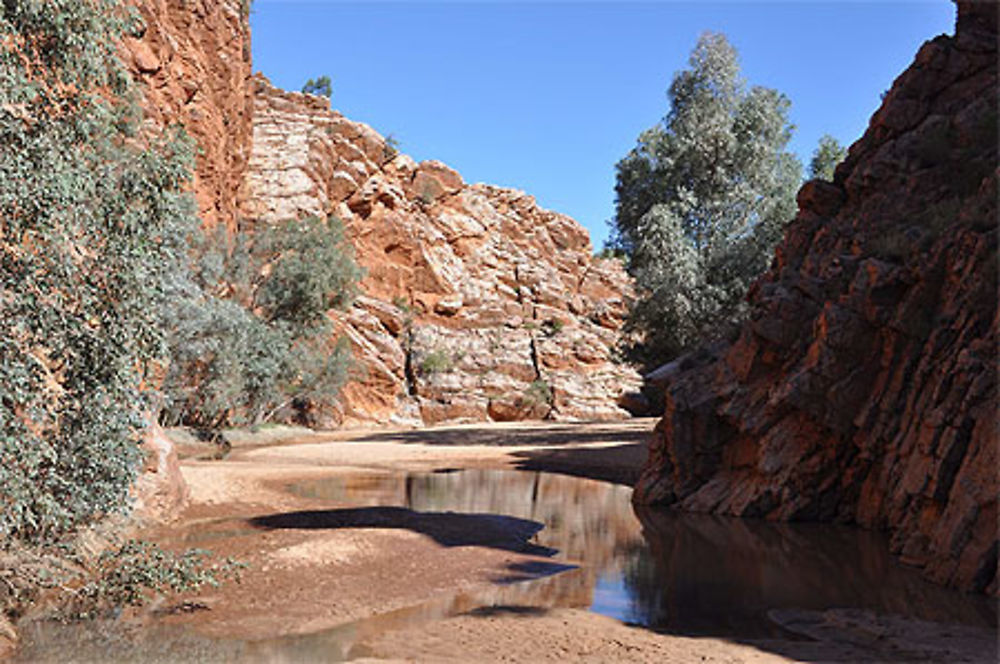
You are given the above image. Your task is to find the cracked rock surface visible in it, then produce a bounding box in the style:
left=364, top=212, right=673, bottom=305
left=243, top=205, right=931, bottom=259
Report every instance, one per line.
left=634, top=1, right=998, bottom=594
left=242, top=77, right=641, bottom=426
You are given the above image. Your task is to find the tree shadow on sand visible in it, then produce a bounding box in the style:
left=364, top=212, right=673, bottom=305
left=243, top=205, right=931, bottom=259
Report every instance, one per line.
left=248, top=507, right=558, bottom=557
left=508, top=442, right=647, bottom=486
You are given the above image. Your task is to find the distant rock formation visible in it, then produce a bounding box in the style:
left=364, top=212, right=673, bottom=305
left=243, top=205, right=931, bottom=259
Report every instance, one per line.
left=634, top=1, right=997, bottom=594
left=242, top=77, right=641, bottom=426
left=125, top=2, right=638, bottom=427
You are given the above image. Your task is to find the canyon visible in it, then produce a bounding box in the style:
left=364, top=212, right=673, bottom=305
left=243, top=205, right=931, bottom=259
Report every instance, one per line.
left=4, top=1, right=998, bottom=661
left=123, top=0, right=996, bottom=599
left=128, top=0, right=640, bottom=432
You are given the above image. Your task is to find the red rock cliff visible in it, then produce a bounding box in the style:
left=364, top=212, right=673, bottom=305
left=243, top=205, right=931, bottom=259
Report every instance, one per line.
left=634, top=1, right=997, bottom=594
left=126, top=0, right=253, bottom=231
left=242, top=78, right=641, bottom=426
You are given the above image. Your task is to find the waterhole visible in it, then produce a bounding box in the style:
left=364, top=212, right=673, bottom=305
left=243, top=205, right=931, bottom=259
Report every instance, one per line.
left=14, top=468, right=998, bottom=662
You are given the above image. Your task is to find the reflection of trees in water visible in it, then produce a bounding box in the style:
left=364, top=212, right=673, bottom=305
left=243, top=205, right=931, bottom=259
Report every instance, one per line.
left=624, top=506, right=997, bottom=638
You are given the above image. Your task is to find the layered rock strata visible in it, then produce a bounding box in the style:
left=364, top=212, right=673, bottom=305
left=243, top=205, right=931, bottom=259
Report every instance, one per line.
left=635, top=1, right=998, bottom=594
left=243, top=77, right=641, bottom=425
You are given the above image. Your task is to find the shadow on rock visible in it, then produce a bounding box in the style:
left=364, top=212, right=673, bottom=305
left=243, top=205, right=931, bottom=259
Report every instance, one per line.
left=248, top=507, right=557, bottom=556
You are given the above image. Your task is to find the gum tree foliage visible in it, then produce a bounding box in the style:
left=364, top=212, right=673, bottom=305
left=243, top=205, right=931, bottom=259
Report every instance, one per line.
left=0, top=1, right=363, bottom=543
left=0, top=1, right=196, bottom=541
left=301, top=75, right=332, bottom=98
left=160, top=216, right=362, bottom=429
left=809, top=134, right=847, bottom=181
left=612, top=32, right=801, bottom=366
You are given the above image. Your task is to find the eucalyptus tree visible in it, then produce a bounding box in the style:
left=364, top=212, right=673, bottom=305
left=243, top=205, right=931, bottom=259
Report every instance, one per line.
left=809, top=134, right=847, bottom=181
left=612, top=32, right=801, bottom=366
left=0, top=0, right=197, bottom=539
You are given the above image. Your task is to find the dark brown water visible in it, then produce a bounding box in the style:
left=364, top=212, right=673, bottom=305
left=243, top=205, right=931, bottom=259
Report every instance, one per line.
left=14, top=468, right=998, bottom=662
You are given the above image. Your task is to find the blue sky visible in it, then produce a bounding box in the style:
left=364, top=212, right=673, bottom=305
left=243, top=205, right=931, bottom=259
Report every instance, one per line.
left=251, top=1, right=954, bottom=248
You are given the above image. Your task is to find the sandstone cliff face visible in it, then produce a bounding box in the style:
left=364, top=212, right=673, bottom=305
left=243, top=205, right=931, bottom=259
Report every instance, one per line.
left=127, top=0, right=253, bottom=231
left=243, top=77, right=640, bottom=425
left=635, top=2, right=997, bottom=594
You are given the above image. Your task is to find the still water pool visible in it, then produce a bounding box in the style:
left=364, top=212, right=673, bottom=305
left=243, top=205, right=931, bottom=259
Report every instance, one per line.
left=15, top=468, right=998, bottom=662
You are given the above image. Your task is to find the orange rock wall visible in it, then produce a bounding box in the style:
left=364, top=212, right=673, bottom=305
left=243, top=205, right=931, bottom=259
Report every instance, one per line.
left=243, top=77, right=641, bottom=426
left=634, top=1, right=998, bottom=594
left=127, top=0, right=253, bottom=232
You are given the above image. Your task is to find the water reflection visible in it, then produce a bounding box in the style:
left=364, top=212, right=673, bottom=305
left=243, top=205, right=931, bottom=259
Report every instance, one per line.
left=15, top=468, right=998, bottom=662
left=292, top=468, right=996, bottom=638
left=625, top=507, right=997, bottom=637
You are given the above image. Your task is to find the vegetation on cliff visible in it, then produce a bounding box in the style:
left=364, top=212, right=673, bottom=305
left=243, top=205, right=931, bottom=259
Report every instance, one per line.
left=0, top=0, right=193, bottom=541
left=611, top=32, right=801, bottom=367
left=808, top=134, right=847, bottom=181
left=0, top=0, right=358, bottom=628
left=161, top=216, right=361, bottom=429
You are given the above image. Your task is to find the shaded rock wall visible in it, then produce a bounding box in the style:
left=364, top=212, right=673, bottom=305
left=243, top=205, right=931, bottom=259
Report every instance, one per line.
left=243, top=77, right=641, bottom=426
left=127, top=0, right=253, bottom=231
left=635, top=1, right=998, bottom=594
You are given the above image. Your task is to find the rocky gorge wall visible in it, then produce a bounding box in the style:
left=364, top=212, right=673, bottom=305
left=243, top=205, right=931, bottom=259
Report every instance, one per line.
left=242, top=77, right=641, bottom=426
left=127, top=0, right=253, bottom=232
left=123, top=1, right=639, bottom=427
left=635, top=1, right=998, bottom=594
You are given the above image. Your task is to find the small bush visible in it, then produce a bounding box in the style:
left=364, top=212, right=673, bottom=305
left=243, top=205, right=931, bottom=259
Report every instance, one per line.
left=301, top=75, right=332, bottom=98
left=383, top=134, right=401, bottom=164
left=161, top=216, right=360, bottom=428
left=544, top=318, right=565, bottom=336
left=392, top=296, right=411, bottom=314
left=522, top=380, right=553, bottom=406
left=69, top=540, right=244, bottom=620
left=419, top=350, right=454, bottom=375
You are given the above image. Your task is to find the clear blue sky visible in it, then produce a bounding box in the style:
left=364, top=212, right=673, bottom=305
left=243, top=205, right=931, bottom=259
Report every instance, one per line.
left=251, top=1, right=954, bottom=248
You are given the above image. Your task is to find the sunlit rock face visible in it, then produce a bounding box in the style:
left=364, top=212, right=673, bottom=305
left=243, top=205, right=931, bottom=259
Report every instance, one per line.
left=128, top=0, right=253, bottom=233
left=635, top=1, right=998, bottom=594
left=243, top=77, right=641, bottom=426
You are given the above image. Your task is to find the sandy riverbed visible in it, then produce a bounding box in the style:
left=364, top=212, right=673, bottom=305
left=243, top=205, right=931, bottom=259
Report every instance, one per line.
left=15, top=419, right=995, bottom=663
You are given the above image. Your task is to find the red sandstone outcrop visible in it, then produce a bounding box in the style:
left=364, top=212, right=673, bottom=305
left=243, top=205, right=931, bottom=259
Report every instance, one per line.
left=127, top=0, right=253, bottom=232
left=243, top=77, right=641, bottom=425
left=634, top=1, right=998, bottom=594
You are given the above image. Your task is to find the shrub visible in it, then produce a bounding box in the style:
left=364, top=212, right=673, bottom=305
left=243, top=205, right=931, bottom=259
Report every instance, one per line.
left=69, top=540, right=244, bottom=619
left=161, top=217, right=360, bottom=428
left=419, top=350, right=454, bottom=375
left=0, top=0, right=198, bottom=542
left=809, top=134, right=847, bottom=181
left=253, top=216, right=361, bottom=331
left=383, top=134, right=400, bottom=164
left=523, top=380, right=554, bottom=407
left=301, top=75, right=332, bottom=98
